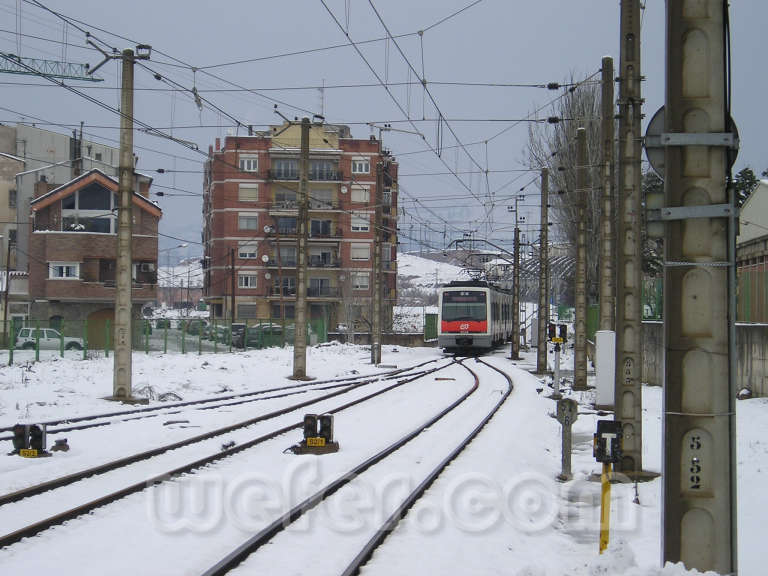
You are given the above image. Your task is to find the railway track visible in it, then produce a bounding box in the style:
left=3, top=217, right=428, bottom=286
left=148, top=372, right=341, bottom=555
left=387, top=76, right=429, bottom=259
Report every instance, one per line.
left=0, top=358, right=446, bottom=507
left=0, top=358, right=440, bottom=442
left=198, top=357, right=513, bottom=576
left=0, top=357, right=461, bottom=549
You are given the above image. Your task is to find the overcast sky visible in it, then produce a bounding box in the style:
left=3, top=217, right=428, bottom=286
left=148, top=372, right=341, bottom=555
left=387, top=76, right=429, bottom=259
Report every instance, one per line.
left=1, top=0, right=764, bottom=257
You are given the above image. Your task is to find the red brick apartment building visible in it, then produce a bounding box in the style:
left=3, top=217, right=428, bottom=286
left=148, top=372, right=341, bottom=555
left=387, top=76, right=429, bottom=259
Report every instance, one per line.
left=203, top=122, right=398, bottom=331
left=28, top=168, right=161, bottom=346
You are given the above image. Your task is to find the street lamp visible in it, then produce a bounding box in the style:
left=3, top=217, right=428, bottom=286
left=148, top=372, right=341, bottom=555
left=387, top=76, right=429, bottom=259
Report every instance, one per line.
left=159, top=243, right=188, bottom=308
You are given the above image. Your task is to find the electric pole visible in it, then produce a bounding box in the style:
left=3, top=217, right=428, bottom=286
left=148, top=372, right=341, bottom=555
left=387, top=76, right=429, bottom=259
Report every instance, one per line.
left=371, top=161, right=383, bottom=365
left=536, top=168, right=549, bottom=374
left=615, top=0, right=644, bottom=472
left=85, top=42, right=148, bottom=401
left=293, top=117, right=310, bottom=379
left=663, top=2, right=736, bottom=572
left=113, top=49, right=141, bottom=400
left=511, top=225, right=520, bottom=360
left=573, top=127, right=588, bottom=390
left=599, top=56, right=615, bottom=331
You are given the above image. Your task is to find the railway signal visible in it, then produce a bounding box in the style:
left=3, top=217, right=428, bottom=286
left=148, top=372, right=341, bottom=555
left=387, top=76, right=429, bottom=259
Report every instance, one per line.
left=594, top=420, right=623, bottom=554
left=10, top=423, right=49, bottom=457
left=548, top=323, right=567, bottom=398
left=291, top=413, right=340, bottom=454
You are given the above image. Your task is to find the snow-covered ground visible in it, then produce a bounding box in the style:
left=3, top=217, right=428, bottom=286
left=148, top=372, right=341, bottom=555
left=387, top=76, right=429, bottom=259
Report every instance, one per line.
left=0, top=344, right=762, bottom=575
left=396, top=253, right=467, bottom=288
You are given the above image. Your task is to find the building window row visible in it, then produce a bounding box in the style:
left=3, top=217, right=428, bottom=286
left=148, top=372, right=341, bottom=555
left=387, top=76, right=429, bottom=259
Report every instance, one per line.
left=350, top=243, right=370, bottom=260
left=49, top=262, right=79, bottom=279
left=351, top=157, right=370, bottom=174
left=238, top=183, right=259, bottom=202
left=239, top=156, right=259, bottom=172
left=352, top=272, right=369, bottom=290
left=238, top=241, right=259, bottom=259
left=351, top=212, right=370, bottom=232
left=238, top=213, right=259, bottom=230
left=351, top=185, right=369, bottom=203
left=239, top=273, right=258, bottom=288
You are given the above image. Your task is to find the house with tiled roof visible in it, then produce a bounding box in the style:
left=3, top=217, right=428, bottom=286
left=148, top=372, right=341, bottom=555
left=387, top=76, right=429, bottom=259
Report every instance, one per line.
left=27, top=168, right=161, bottom=346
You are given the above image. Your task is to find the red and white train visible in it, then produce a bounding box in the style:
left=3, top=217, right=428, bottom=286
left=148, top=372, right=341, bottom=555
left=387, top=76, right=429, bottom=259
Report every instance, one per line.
left=437, top=280, right=514, bottom=350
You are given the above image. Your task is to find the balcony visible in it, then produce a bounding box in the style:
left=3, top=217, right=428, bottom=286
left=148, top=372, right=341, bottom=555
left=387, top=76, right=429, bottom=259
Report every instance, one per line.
left=265, top=259, right=297, bottom=268
left=309, top=170, right=342, bottom=182
left=267, top=169, right=299, bottom=181
left=307, top=286, right=340, bottom=298
left=308, top=257, right=340, bottom=268
left=270, top=286, right=297, bottom=297
left=266, top=169, right=343, bottom=182
left=308, top=200, right=339, bottom=211
left=268, top=200, right=298, bottom=215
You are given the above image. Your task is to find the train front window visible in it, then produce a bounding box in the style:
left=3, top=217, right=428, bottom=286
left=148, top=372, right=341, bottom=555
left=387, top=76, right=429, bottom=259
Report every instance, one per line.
left=442, top=291, right=486, bottom=321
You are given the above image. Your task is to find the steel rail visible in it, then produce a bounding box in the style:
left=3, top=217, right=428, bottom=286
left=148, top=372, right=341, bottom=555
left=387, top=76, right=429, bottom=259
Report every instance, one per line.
left=198, top=358, right=480, bottom=576
left=0, top=358, right=440, bottom=438
left=0, top=359, right=459, bottom=548
left=0, top=361, right=445, bottom=507
left=339, top=357, right=514, bottom=576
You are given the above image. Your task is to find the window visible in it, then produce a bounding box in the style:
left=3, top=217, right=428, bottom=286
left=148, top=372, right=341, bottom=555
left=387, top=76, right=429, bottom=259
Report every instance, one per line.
left=351, top=243, right=370, bottom=260
left=309, top=160, right=338, bottom=181
left=238, top=273, right=258, bottom=288
left=309, top=248, right=333, bottom=267
left=237, top=304, right=259, bottom=319
left=272, top=158, right=298, bottom=179
left=309, top=277, right=331, bottom=297
left=238, top=183, right=259, bottom=202
left=278, top=245, right=297, bottom=266
left=310, top=188, right=333, bottom=209
left=79, top=186, right=110, bottom=210
left=274, top=189, right=297, bottom=208
left=271, top=303, right=295, bottom=319
left=351, top=212, right=369, bottom=232
left=351, top=157, right=370, bottom=174
left=238, top=241, right=258, bottom=259
left=382, top=188, right=392, bottom=206
left=273, top=276, right=296, bottom=296
left=350, top=185, right=370, bottom=203
left=50, top=262, right=79, bottom=279
left=61, top=185, right=116, bottom=233
left=352, top=272, right=369, bottom=290
left=239, top=156, right=259, bottom=172
left=95, top=152, right=103, bottom=161
left=238, top=213, right=259, bottom=230
left=277, top=217, right=297, bottom=235
left=8, top=189, right=16, bottom=209
left=310, top=219, right=331, bottom=237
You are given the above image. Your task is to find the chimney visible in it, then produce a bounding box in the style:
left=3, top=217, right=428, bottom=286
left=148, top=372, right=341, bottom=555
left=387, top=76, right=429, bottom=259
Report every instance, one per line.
left=215, top=138, right=221, bottom=151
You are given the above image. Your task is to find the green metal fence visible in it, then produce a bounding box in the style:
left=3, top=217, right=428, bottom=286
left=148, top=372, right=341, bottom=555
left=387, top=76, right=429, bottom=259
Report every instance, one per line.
left=3, top=316, right=327, bottom=366
left=424, top=313, right=438, bottom=341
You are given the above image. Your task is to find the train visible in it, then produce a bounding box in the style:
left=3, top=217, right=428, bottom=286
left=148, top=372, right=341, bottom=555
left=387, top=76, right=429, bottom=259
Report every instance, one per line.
left=437, top=280, right=514, bottom=350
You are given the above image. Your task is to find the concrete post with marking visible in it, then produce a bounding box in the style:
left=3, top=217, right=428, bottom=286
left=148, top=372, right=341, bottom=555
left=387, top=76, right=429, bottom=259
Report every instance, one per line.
left=615, top=0, right=644, bottom=472
left=663, top=2, right=736, bottom=572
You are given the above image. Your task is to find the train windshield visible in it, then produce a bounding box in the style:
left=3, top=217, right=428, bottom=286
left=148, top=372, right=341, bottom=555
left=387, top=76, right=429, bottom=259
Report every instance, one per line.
left=441, top=291, right=487, bottom=322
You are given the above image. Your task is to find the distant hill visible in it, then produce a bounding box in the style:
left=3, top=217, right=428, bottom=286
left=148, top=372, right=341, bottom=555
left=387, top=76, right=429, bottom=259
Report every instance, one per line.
left=396, top=252, right=468, bottom=307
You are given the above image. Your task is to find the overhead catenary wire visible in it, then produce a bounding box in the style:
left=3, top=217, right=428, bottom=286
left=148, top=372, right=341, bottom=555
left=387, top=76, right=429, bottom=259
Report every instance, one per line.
left=4, top=0, right=600, bottom=259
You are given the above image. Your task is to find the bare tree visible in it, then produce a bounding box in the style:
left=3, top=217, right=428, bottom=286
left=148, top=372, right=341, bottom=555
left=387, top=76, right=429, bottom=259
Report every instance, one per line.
left=526, top=78, right=603, bottom=305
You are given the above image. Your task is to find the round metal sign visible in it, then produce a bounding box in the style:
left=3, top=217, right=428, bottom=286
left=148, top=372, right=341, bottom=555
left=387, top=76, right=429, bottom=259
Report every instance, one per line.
left=644, top=106, right=739, bottom=179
